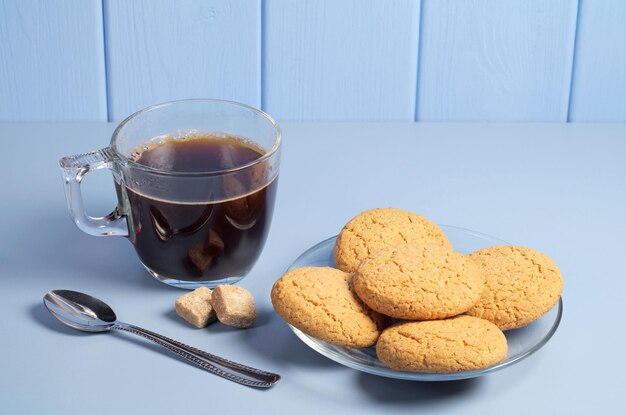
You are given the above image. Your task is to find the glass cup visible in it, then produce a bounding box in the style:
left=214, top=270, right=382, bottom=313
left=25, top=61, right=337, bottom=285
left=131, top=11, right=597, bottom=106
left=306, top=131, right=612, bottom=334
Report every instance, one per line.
left=60, top=99, right=281, bottom=289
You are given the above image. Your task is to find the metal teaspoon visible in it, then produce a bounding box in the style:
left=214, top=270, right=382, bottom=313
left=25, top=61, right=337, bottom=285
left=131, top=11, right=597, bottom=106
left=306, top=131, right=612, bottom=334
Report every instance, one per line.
left=43, top=289, right=280, bottom=388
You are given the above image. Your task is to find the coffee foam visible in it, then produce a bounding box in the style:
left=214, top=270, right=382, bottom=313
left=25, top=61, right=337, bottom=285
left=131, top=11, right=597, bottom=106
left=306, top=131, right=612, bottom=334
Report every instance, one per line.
left=127, top=130, right=267, bottom=164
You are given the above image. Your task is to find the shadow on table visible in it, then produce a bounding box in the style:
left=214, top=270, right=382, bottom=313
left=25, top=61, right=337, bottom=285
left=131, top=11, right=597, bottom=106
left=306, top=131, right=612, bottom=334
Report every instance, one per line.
left=232, top=306, right=484, bottom=402
left=30, top=303, right=88, bottom=336
left=160, top=303, right=335, bottom=369
left=13, top=210, right=180, bottom=292
left=236, top=311, right=339, bottom=369
left=163, top=306, right=276, bottom=332
left=32, top=301, right=277, bottom=388
left=237, top=311, right=482, bottom=401
left=356, top=372, right=481, bottom=403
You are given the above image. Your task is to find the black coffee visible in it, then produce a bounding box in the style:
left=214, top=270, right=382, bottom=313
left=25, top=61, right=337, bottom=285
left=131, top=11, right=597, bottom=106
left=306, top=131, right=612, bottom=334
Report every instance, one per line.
left=119, top=135, right=277, bottom=281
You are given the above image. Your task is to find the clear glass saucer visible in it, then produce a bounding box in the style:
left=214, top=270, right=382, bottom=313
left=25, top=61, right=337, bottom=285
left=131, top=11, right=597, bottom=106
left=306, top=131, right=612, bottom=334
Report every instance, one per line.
left=286, top=225, right=563, bottom=381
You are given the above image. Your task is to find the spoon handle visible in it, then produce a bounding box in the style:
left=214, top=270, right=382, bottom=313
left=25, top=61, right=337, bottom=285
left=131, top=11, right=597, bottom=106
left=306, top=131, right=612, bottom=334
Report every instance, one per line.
left=111, top=323, right=280, bottom=388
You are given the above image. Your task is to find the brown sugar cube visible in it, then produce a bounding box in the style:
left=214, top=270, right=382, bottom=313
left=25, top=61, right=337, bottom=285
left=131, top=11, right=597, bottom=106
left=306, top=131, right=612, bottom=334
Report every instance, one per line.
left=206, top=229, right=225, bottom=256
left=175, top=287, right=217, bottom=328
left=188, top=244, right=213, bottom=274
left=212, top=285, right=257, bottom=328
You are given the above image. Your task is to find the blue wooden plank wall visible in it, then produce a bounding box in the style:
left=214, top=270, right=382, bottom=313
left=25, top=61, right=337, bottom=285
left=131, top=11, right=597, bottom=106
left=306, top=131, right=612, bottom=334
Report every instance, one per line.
left=568, top=0, right=626, bottom=122
left=0, top=0, right=106, bottom=121
left=0, top=0, right=625, bottom=122
left=416, top=0, right=578, bottom=121
left=104, top=0, right=260, bottom=120
left=263, top=0, right=420, bottom=121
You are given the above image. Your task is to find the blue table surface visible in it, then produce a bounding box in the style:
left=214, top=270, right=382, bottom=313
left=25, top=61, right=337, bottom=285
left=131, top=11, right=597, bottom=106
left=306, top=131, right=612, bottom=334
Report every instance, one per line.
left=1, top=122, right=624, bottom=414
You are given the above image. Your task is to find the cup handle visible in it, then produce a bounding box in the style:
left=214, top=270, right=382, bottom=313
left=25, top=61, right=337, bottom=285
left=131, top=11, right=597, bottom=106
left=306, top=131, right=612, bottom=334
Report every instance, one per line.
left=59, top=147, right=129, bottom=237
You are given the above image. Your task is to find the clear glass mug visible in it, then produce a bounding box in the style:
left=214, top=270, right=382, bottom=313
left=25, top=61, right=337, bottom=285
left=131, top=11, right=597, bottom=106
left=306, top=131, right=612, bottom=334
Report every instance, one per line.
left=60, top=99, right=281, bottom=289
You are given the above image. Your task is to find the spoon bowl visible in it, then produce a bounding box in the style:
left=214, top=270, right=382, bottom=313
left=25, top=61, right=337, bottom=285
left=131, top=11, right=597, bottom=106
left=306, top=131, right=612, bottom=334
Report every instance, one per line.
left=44, top=289, right=116, bottom=332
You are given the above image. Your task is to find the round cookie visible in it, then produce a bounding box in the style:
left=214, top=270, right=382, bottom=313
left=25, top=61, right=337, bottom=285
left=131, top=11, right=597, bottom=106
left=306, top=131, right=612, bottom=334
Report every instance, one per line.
left=334, top=208, right=452, bottom=273
left=271, top=267, right=391, bottom=348
left=353, top=243, right=485, bottom=320
left=465, top=246, right=563, bottom=330
left=376, top=316, right=508, bottom=373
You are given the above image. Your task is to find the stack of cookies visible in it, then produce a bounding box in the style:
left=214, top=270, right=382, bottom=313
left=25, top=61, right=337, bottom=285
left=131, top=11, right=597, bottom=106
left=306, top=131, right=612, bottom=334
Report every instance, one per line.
left=271, top=208, right=563, bottom=373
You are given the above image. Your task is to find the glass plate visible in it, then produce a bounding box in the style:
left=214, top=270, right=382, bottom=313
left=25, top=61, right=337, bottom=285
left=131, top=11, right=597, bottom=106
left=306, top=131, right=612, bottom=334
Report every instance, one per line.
left=286, top=225, right=563, bottom=381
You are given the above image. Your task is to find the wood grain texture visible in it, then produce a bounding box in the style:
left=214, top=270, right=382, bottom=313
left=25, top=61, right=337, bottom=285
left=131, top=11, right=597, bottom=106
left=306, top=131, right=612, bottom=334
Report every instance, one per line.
left=104, top=0, right=260, bottom=120
left=416, top=0, right=578, bottom=121
left=0, top=0, right=106, bottom=121
left=569, top=0, right=626, bottom=121
left=263, top=0, right=420, bottom=121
